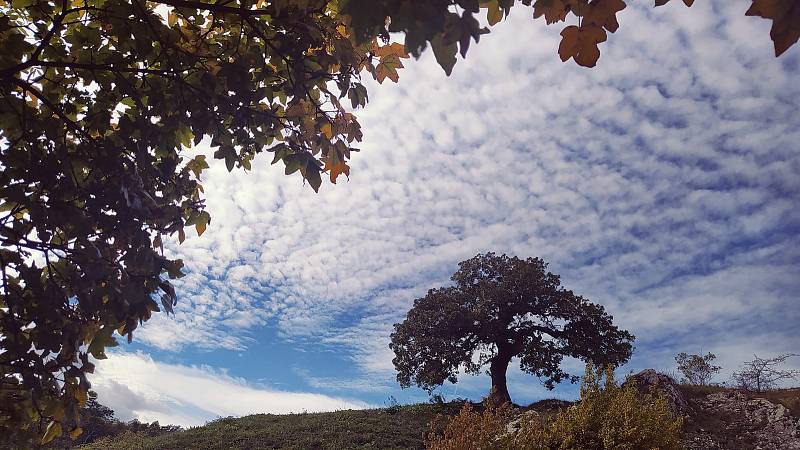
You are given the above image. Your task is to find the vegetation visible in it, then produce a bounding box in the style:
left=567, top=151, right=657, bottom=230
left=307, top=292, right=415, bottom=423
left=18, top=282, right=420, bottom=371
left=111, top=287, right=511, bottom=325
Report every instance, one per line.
left=675, top=352, right=721, bottom=386
left=0, top=0, right=797, bottom=445
left=41, top=392, right=180, bottom=448
left=731, top=353, right=800, bottom=393
left=426, top=364, right=683, bottom=450
left=390, top=253, right=633, bottom=404
left=79, top=403, right=465, bottom=450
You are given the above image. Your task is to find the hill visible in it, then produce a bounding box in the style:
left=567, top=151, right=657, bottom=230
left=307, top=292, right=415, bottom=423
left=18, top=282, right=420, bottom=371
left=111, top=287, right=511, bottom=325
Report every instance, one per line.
left=78, top=403, right=464, bottom=450
left=75, top=384, right=800, bottom=450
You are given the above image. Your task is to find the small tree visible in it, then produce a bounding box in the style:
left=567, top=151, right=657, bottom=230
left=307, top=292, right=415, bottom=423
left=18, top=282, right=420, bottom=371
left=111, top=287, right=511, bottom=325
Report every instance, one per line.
left=731, top=354, right=800, bottom=392
left=675, top=352, right=721, bottom=385
left=390, top=253, right=634, bottom=404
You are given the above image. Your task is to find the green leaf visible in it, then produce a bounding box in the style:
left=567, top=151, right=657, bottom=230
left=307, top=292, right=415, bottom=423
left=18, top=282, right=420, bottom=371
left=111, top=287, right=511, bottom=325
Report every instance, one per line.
left=88, top=326, right=118, bottom=360
left=431, top=35, right=458, bottom=75
left=304, top=163, right=322, bottom=192
left=176, top=125, right=194, bottom=149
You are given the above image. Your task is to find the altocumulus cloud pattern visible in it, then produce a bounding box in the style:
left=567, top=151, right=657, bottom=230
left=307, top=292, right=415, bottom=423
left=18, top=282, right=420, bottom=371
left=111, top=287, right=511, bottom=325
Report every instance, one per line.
left=91, top=0, right=800, bottom=426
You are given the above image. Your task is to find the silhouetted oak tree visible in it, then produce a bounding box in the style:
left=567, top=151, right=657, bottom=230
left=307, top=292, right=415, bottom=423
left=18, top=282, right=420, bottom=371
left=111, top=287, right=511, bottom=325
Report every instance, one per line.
left=390, top=253, right=634, bottom=404
left=0, top=0, right=795, bottom=445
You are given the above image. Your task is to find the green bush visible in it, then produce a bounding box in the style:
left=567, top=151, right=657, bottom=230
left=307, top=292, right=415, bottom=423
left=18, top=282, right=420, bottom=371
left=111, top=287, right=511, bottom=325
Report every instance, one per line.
left=426, top=364, right=683, bottom=450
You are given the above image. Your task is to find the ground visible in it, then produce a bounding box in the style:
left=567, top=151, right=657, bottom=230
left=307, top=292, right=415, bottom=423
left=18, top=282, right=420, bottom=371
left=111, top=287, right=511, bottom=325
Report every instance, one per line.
left=73, top=386, right=800, bottom=450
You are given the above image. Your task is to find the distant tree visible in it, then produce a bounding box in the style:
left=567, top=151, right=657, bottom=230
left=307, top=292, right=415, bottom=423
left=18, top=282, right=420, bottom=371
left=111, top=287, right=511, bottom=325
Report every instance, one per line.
left=675, top=352, right=721, bottom=386
left=731, top=354, right=800, bottom=392
left=390, top=253, right=634, bottom=404
left=44, top=391, right=180, bottom=448
left=1, top=0, right=796, bottom=445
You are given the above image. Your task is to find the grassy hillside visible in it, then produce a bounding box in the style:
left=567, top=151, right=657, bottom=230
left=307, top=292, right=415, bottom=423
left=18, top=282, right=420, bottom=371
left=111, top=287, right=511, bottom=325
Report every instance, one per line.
left=79, top=403, right=464, bottom=450
left=77, top=387, right=800, bottom=450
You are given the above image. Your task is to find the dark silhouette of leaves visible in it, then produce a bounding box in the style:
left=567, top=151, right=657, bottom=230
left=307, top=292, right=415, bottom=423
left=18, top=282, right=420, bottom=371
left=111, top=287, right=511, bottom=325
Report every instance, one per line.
left=389, top=253, right=634, bottom=405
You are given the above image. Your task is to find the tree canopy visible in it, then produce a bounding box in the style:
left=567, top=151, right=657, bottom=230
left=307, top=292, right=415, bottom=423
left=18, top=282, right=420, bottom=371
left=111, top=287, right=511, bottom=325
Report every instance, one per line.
left=389, top=253, right=634, bottom=404
left=0, top=0, right=796, bottom=445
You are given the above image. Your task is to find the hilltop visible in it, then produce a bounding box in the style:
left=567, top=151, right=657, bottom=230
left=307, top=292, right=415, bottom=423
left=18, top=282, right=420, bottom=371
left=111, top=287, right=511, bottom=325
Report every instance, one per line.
left=78, top=403, right=464, bottom=450
left=70, top=383, right=800, bottom=450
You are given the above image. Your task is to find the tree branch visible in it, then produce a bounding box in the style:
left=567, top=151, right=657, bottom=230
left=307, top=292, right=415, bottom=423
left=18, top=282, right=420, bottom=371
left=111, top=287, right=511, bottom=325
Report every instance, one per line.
left=152, top=0, right=271, bottom=16
left=9, top=77, right=98, bottom=146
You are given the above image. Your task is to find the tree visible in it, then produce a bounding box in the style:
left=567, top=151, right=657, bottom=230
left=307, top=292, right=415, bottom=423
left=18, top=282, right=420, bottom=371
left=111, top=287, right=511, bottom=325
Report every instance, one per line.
left=675, top=352, right=721, bottom=386
left=0, top=0, right=796, bottom=445
left=731, top=353, right=800, bottom=392
left=389, top=253, right=634, bottom=404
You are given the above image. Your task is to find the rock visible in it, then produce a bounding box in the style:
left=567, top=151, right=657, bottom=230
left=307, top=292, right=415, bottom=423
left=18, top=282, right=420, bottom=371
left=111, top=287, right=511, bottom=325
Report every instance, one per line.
left=505, top=410, right=539, bottom=436
left=683, top=390, right=800, bottom=450
left=623, top=369, right=689, bottom=416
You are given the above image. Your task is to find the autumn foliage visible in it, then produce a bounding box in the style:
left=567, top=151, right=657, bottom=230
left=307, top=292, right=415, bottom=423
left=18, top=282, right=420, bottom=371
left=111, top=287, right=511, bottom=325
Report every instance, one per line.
left=425, top=365, right=683, bottom=450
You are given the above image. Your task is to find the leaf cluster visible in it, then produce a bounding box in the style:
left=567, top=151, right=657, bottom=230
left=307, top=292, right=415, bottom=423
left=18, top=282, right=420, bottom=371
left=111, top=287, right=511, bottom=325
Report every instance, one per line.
left=0, top=0, right=399, bottom=444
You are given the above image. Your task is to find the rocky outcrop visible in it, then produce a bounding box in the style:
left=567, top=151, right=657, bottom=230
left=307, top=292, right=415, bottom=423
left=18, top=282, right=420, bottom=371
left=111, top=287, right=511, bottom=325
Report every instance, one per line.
left=623, top=369, right=689, bottom=415
left=624, top=370, right=800, bottom=449
left=683, top=391, right=800, bottom=450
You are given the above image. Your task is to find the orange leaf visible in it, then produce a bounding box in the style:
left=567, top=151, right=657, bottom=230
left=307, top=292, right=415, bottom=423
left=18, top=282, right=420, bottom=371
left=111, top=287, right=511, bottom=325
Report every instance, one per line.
left=533, top=0, right=570, bottom=24
left=324, top=159, right=350, bottom=183
left=584, top=0, right=627, bottom=33
left=558, top=25, right=607, bottom=67
left=746, top=0, right=800, bottom=56
left=374, top=54, right=404, bottom=83
left=374, top=42, right=409, bottom=58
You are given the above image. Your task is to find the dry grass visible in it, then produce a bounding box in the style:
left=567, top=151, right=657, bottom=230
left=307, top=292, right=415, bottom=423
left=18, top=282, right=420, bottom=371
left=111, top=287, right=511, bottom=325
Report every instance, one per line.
left=759, top=388, right=800, bottom=417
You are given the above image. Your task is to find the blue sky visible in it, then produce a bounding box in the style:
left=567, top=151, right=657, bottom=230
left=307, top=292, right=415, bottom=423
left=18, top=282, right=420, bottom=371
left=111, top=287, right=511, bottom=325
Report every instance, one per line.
left=89, top=1, right=800, bottom=426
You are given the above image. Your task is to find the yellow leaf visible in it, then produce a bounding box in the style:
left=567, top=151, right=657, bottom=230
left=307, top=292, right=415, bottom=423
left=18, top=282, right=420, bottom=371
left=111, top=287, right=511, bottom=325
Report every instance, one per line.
left=41, top=421, right=62, bottom=445
left=70, top=427, right=83, bottom=439
left=484, top=0, right=503, bottom=26
left=196, top=221, right=206, bottom=236
left=74, top=387, right=88, bottom=407
left=321, top=123, right=333, bottom=139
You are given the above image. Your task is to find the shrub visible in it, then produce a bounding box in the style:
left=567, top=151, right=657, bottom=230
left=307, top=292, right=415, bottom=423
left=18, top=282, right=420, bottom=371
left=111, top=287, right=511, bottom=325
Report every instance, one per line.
left=426, top=401, right=515, bottom=450
left=731, top=354, right=800, bottom=392
left=426, top=364, right=683, bottom=450
left=675, top=352, right=721, bottom=385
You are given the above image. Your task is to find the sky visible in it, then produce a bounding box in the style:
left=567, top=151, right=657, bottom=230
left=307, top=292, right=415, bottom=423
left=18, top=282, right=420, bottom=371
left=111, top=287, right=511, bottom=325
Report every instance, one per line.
left=89, top=0, right=800, bottom=427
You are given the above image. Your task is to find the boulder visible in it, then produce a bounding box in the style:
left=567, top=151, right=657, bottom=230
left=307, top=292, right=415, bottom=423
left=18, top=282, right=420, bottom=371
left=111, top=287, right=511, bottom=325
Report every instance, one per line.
left=623, top=369, right=689, bottom=416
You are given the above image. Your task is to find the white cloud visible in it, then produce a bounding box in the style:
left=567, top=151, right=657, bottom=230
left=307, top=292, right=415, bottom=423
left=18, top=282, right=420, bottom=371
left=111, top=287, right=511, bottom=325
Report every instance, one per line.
left=89, top=352, right=370, bottom=427
left=130, top=0, right=799, bottom=402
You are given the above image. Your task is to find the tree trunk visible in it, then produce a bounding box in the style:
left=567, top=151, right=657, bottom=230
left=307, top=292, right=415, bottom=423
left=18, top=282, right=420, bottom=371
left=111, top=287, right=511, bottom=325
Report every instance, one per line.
left=488, top=348, right=513, bottom=405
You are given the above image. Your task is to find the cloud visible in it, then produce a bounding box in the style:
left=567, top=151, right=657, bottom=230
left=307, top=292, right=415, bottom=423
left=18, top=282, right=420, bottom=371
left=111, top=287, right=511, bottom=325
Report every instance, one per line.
left=130, top=0, right=799, bottom=403
left=89, top=352, right=370, bottom=427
